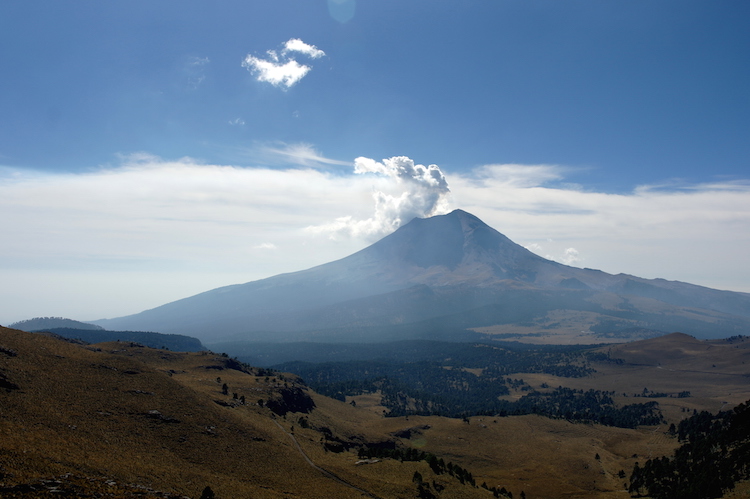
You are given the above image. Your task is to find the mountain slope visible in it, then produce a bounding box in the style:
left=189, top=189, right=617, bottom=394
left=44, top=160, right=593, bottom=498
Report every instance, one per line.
left=95, top=210, right=750, bottom=342
left=0, top=326, right=466, bottom=498
left=0, top=326, right=344, bottom=498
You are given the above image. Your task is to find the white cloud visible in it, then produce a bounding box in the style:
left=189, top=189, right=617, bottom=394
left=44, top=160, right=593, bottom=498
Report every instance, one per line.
left=450, top=164, right=750, bottom=289
left=262, top=143, right=352, bottom=167
left=468, top=163, right=565, bottom=188
left=283, top=38, right=325, bottom=59
left=242, top=56, right=311, bottom=88
left=524, top=243, right=582, bottom=265
left=308, top=156, right=451, bottom=239
left=524, top=243, right=543, bottom=253
left=242, top=38, right=325, bottom=89
left=253, top=243, right=277, bottom=250
left=1, top=155, right=749, bottom=324
left=185, top=56, right=210, bottom=89
left=0, top=156, right=370, bottom=322
left=561, top=247, right=581, bottom=265
left=228, top=118, right=245, bottom=126
left=189, top=56, right=210, bottom=67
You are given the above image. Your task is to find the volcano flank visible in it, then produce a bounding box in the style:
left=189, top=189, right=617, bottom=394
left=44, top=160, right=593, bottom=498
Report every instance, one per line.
left=96, top=210, right=750, bottom=343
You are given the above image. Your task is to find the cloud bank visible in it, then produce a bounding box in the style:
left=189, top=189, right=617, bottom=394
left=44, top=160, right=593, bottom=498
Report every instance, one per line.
left=1, top=154, right=749, bottom=324
left=308, top=156, right=451, bottom=239
left=242, top=38, right=325, bottom=89
left=450, top=165, right=750, bottom=285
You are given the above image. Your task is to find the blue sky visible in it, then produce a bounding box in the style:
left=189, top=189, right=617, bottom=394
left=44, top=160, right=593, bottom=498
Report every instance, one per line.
left=1, top=1, right=749, bottom=324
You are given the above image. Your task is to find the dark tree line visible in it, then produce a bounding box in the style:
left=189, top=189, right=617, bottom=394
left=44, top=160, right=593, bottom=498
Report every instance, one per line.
left=629, top=400, right=750, bottom=498
left=283, top=359, right=511, bottom=416
left=500, top=387, right=663, bottom=428
left=381, top=385, right=662, bottom=427
left=274, top=341, right=595, bottom=388
left=274, top=343, right=597, bottom=409
left=358, top=446, right=517, bottom=497
left=277, top=347, right=662, bottom=426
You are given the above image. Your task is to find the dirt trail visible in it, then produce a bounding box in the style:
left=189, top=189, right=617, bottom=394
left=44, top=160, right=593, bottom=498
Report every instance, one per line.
left=271, top=418, right=383, bottom=499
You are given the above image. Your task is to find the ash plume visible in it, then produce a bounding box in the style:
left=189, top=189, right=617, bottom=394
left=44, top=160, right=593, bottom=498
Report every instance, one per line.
left=309, top=156, right=451, bottom=239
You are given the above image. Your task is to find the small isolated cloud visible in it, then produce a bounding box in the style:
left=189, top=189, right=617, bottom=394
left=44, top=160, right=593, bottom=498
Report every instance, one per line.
left=190, top=56, right=210, bottom=67
left=228, top=118, right=245, bottom=126
left=308, top=156, right=451, bottom=239
left=283, top=38, right=325, bottom=59
left=186, top=56, right=210, bottom=90
left=561, top=247, right=581, bottom=265
left=525, top=243, right=543, bottom=253
left=263, top=143, right=352, bottom=168
left=525, top=242, right=581, bottom=265
left=469, top=163, right=565, bottom=188
left=242, top=38, right=325, bottom=89
left=253, top=243, right=277, bottom=250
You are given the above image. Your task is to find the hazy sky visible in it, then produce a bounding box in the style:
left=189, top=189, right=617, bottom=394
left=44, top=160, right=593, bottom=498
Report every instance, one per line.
left=1, top=1, right=749, bottom=325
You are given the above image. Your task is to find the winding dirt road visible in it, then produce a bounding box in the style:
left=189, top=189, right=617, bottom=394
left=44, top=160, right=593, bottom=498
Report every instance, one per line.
left=271, top=418, right=383, bottom=499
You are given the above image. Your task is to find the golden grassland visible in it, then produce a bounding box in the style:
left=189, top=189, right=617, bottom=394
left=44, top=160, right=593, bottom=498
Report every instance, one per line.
left=0, top=327, right=356, bottom=498
left=0, top=326, right=487, bottom=498
left=1, top=326, right=748, bottom=498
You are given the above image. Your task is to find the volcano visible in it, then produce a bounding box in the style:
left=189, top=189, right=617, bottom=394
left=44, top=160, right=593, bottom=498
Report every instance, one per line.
left=95, top=210, right=750, bottom=343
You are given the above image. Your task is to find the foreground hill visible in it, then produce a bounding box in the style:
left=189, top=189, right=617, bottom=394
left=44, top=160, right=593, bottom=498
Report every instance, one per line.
left=95, top=210, right=750, bottom=344
left=0, top=327, right=344, bottom=498
left=0, top=325, right=508, bottom=498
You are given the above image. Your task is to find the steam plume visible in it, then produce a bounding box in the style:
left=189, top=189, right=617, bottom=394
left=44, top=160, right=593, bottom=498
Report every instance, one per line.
left=309, top=156, right=451, bottom=239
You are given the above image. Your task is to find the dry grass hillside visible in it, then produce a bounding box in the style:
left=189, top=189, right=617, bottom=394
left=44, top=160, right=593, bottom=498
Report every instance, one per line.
left=0, top=326, right=349, bottom=498
left=0, top=326, right=492, bottom=498
left=1, top=326, right=747, bottom=498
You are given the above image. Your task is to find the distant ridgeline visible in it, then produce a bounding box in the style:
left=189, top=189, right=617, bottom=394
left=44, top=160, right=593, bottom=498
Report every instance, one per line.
left=9, top=317, right=104, bottom=331
left=9, top=317, right=204, bottom=352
